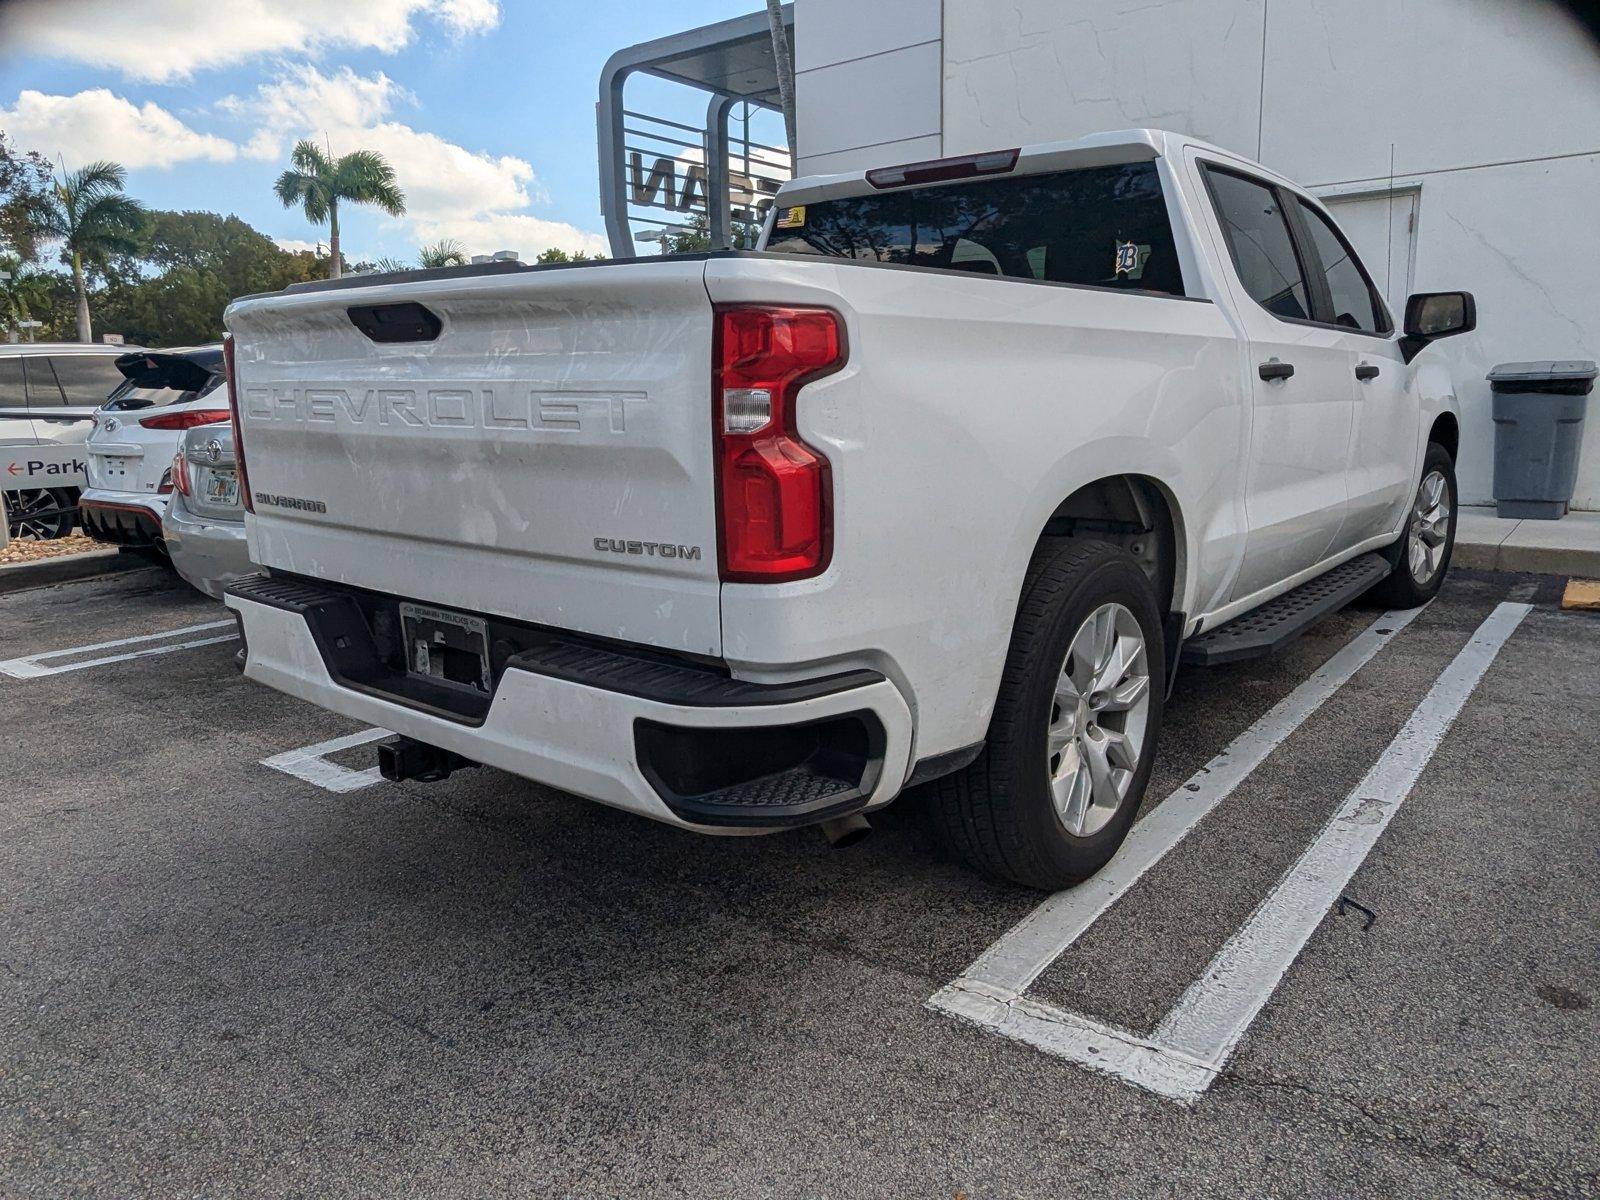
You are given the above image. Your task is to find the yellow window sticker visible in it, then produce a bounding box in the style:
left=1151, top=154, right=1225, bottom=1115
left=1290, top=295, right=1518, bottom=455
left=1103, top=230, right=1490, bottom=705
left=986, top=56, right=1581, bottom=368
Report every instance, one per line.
left=775, top=205, right=806, bottom=229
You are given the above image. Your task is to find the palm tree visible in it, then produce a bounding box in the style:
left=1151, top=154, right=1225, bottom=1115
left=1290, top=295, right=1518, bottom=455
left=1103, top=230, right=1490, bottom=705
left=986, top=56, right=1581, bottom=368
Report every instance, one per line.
left=27, top=161, right=143, bottom=342
left=419, top=239, right=467, bottom=268
left=0, top=254, right=51, bottom=340
left=273, top=141, right=406, bottom=280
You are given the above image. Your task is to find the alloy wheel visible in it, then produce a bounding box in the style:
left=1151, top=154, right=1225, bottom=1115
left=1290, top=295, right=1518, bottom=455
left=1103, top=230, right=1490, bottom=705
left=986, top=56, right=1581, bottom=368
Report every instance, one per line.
left=1046, top=602, right=1152, bottom=837
left=7, top=489, right=71, bottom=540
left=1408, top=469, right=1451, bottom=584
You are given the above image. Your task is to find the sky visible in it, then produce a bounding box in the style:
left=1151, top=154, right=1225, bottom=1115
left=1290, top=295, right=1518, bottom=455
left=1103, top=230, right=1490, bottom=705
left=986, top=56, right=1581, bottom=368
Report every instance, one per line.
left=0, top=0, right=766, bottom=263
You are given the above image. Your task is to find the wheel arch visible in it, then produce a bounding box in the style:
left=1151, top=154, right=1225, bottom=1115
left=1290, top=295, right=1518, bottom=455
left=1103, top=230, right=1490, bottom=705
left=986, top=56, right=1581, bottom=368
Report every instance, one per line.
left=1035, top=472, right=1187, bottom=618
left=1428, top=411, right=1460, bottom=462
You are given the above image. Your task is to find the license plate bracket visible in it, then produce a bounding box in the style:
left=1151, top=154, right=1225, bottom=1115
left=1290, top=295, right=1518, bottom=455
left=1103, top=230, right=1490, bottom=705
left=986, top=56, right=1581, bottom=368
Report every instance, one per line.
left=203, top=468, right=238, bottom=506
left=399, top=602, right=492, bottom=694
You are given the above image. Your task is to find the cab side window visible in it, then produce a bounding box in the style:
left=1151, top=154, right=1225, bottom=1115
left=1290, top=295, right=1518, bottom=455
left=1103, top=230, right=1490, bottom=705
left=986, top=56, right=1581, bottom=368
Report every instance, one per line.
left=1293, top=199, right=1390, bottom=334
left=1204, top=167, right=1312, bottom=321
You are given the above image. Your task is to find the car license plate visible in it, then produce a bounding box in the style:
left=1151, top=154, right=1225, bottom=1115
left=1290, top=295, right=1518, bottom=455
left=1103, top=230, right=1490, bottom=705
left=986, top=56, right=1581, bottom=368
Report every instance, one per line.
left=398, top=602, right=492, bottom=693
left=203, top=468, right=239, bottom=507
left=102, top=456, right=129, bottom=478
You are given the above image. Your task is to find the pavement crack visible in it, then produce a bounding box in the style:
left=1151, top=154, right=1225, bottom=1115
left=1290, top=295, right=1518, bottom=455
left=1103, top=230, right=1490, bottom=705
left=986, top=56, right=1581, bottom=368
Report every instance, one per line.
left=373, top=1002, right=456, bottom=1049
left=1219, top=1070, right=1569, bottom=1199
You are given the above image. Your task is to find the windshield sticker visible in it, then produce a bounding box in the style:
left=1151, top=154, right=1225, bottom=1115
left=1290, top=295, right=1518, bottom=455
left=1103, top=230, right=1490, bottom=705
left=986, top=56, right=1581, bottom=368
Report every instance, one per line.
left=775, top=205, right=806, bottom=229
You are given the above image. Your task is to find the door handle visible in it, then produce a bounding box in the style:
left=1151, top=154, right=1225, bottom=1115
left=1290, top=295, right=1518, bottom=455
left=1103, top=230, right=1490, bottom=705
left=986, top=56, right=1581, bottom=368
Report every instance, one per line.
left=1354, top=364, right=1381, bottom=381
left=1258, top=360, right=1295, bottom=381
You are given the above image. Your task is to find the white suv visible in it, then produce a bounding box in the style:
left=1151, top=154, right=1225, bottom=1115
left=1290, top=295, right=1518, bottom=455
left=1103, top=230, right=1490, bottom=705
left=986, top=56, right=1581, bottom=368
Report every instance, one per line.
left=0, top=343, right=139, bottom=539
left=79, top=345, right=228, bottom=552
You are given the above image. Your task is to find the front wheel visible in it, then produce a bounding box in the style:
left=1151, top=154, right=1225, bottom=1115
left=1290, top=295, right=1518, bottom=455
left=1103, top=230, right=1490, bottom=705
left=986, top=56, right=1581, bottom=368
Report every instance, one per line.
left=1371, top=443, right=1456, bottom=608
left=932, top=539, right=1165, bottom=891
left=6, top=488, right=76, bottom=540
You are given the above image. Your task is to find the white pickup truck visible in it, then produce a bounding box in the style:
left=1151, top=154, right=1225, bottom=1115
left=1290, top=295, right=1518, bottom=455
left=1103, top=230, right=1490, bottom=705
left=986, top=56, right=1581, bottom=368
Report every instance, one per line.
left=222, top=129, right=1474, bottom=889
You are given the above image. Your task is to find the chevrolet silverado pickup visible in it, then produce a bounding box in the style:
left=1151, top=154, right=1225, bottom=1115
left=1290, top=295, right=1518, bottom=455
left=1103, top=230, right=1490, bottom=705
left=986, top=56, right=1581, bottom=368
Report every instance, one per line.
left=222, top=129, right=1474, bottom=890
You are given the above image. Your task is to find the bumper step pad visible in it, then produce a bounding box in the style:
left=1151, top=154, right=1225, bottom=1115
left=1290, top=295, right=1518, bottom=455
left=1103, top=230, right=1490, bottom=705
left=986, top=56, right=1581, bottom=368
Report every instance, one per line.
left=1181, top=552, right=1392, bottom=667
left=666, top=765, right=865, bottom=828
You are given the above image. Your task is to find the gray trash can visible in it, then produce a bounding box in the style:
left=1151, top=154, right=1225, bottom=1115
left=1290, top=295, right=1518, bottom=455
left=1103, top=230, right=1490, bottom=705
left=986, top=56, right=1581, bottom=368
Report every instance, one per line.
left=1488, top=359, right=1596, bottom=520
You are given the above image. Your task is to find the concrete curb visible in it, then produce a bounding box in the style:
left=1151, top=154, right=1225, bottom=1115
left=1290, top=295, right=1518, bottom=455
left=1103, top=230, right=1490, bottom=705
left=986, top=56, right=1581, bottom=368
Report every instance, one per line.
left=1455, top=507, right=1600, bottom=578
left=0, top=549, right=158, bottom=595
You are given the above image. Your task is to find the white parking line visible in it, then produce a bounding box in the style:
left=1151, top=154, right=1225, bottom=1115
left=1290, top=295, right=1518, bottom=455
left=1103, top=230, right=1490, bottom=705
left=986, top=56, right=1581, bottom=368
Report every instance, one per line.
left=1153, top=601, right=1531, bottom=1081
left=943, top=605, right=1426, bottom=1001
left=261, top=728, right=392, bottom=793
left=931, top=601, right=1530, bottom=1103
left=0, top=619, right=237, bottom=679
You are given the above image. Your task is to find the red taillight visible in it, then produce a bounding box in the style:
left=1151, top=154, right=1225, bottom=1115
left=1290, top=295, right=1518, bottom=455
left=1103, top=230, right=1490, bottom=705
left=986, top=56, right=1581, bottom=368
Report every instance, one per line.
left=713, top=305, right=844, bottom=582
left=138, top=409, right=231, bottom=431
left=223, top=334, right=252, bottom=514
left=170, top=451, right=190, bottom=498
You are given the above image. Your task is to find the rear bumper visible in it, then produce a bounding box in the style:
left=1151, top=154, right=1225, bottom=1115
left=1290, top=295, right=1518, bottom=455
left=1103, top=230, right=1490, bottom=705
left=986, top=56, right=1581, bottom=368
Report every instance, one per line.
left=162, top=502, right=250, bottom=600
left=225, top=579, right=915, bottom=833
left=78, top=491, right=167, bottom=547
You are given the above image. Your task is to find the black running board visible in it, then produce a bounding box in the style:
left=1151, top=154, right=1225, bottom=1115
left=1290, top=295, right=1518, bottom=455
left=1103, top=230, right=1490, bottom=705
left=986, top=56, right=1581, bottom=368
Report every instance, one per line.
left=1181, top=553, right=1391, bottom=667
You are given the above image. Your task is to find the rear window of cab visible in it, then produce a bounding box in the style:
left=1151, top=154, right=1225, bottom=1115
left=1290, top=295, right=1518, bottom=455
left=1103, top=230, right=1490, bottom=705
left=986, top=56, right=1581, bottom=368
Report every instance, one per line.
left=764, top=160, right=1185, bottom=297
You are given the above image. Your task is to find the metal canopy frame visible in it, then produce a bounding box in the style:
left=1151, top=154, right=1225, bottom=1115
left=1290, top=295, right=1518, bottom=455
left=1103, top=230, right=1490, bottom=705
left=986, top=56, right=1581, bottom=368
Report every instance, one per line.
left=597, top=6, right=793, bottom=256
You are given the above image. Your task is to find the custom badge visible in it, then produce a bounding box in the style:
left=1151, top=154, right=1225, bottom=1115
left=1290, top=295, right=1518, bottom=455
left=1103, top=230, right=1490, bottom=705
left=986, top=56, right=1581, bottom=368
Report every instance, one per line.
left=775, top=205, right=807, bottom=229
left=1114, top=240, right=1140, bottom=276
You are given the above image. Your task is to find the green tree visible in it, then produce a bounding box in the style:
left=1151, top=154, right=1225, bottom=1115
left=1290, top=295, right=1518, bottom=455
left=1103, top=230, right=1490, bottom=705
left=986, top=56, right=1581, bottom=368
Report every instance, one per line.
left=27, top=160, right=144, bottom=342
left=0, top=253, right=52, bottom=339
left=273, top=140, right=406, bottom=281
left=0, top=134, right=54, bottom=263
left=94, top=209, right=320, bottom=346
left=419, top=239, right=467, bottom=268
left=660, top=209, right=759, bottom=255
left=534, top=246, right=604, bottom=265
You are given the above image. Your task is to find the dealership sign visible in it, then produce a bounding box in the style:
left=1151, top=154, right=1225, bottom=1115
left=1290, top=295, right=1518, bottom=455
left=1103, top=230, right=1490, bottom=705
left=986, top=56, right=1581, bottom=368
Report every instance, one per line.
left=628, top=152, right=784, bottom=223
left=3, top=446, right=90, bottom=489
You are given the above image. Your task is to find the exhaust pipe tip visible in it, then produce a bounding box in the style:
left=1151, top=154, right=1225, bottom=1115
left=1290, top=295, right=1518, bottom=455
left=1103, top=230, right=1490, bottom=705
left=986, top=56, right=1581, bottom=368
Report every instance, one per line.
left=819, top=812, right=871, bottom=849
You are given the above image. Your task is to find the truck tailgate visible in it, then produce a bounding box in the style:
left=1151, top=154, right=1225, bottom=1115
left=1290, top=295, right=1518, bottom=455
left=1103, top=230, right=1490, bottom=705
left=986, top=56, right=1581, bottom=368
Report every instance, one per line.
left=227, top=261, right=722, bottom=656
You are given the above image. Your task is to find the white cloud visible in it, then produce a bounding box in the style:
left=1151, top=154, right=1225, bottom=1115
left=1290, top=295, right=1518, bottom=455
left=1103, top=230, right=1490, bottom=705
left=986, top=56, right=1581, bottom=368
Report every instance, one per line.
left=412, top=214, right=611, bottom=261
left=223, top=66, right=404, bottom=162
left=272, top=237, right=321, bottom=254
left=238, top=66, right=606, bottom=260
left=0, top=0, right=502, bottom=83
left=0, top=88, right=238, bottom=169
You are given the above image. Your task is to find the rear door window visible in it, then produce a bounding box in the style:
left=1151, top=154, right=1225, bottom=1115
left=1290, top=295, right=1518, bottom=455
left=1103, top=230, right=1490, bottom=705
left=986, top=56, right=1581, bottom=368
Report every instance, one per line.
left=22, top=358, right=65, bottom=407
left=50, top=355, right=131, bottom=406
left=0, top=358, right=24, bottom=408
left=765, top=160, right=1187, bottom=296
left=1203, top=167, right=1313, bottom=321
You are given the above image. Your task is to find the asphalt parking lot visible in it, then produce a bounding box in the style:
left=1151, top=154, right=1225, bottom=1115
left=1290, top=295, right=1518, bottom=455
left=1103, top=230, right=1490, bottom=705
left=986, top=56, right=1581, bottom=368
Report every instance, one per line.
left=2, top=563, right=1596, bottom=1198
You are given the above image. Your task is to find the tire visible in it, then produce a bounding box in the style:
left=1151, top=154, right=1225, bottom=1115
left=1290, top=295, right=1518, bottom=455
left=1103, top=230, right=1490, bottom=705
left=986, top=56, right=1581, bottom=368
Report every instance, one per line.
left=6, top=488, right=76, bottom=540
left=1370, top=443, right=1456, bottom=608
left=933, top=538, right=1166, bottom=891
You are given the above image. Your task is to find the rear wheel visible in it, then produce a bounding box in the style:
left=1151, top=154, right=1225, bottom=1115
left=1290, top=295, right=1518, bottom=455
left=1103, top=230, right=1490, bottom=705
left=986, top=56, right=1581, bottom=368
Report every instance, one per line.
left=6, top=488, right=76, bottom=540
left=933, top=539, right=1165, bottom=890
left=1371, top=443, right=1456, bottom=608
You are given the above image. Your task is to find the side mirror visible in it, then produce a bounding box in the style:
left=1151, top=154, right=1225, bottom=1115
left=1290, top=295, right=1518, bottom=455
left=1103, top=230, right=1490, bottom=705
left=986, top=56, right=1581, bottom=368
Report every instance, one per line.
left=1400, top=291, right=1476, bottom=362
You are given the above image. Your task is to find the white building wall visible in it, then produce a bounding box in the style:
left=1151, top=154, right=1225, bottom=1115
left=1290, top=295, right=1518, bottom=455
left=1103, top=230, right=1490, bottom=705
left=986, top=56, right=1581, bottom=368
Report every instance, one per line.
left=793, top=0, right=944, bottom=175
left=793, top=0, right=1600, bottom=509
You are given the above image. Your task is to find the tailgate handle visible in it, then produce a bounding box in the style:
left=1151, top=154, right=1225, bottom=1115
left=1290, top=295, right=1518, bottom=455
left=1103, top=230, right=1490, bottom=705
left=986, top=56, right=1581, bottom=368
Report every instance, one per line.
left=347, top=302, right=442, bottom=343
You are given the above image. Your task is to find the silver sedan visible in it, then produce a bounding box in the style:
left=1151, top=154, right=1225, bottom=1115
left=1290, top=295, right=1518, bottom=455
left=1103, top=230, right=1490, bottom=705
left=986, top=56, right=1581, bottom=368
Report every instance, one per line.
left=162, top=423, right=252, bottom=599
